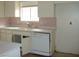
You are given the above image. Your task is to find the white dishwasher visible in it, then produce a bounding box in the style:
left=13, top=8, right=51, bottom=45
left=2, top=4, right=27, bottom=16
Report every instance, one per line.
left=31, top=32, right=53, bottom=56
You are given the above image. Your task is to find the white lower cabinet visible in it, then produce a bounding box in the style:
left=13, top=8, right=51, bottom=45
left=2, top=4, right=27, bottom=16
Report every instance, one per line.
left=0, top=28, right=55, bottom=56
left=0, top=30, right=12, bottom=42
left=31, top=32, right=53, bottom=56
left=0, top=29, right=31, bottom=56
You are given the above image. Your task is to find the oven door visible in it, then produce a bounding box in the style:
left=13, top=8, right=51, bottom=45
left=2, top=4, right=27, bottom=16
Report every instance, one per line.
left=12, top=34, right=21, bottom=43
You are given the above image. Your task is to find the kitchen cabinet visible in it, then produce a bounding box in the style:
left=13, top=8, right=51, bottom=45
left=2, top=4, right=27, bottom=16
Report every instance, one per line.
left=0, top=27, right=55, bottom=56
left=0, top=28, right=31, bottom=55
left=0, top=2, right=4, bottom=17
left=0, top=1, right=20, bottom=17
left=4, top=1, right=20, bottom=17
left=31, top=32, right=54, bottom=56
left=0, top=29, right=12, bottom=42
left=38, top=1, right=55, bottom=17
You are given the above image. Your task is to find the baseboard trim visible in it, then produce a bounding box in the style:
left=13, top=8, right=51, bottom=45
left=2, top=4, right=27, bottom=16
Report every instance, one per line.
left=55, top=50, right=79, bottom=56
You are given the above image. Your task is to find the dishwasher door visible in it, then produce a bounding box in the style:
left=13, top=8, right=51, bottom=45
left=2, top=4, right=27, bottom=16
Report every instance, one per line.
left=31, top=32, right=50, bottom=56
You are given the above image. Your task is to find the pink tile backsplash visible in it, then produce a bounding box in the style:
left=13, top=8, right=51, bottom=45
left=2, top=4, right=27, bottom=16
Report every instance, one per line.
left=38, top=17, right=56, bottom=28
left=0, top=17, right=9, bottom=26
left=7, top=17, right=20, bottom=27
left=0, top=17, right=56, bottom=29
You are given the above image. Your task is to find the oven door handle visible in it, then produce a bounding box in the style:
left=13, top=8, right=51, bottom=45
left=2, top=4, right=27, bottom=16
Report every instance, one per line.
left=23, top=36, right=30, bottom=38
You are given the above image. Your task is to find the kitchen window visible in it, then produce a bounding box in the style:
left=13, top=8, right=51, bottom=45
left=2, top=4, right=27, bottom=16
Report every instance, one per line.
left=20, top=6, right=39, bottom=21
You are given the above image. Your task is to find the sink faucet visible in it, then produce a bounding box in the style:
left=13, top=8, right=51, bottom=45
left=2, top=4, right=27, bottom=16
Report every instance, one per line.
left=26, top=22, right=31, bottom=28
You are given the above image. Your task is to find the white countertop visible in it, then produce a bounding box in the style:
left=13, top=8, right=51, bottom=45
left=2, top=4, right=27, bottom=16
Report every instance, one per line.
left=0, top=26, right=56, bottom=33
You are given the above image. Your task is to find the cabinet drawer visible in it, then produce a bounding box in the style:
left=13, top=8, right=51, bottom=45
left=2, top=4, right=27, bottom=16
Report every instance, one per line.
left=12, top=30, right=31, bottom=35
left=0, top=29, right=6, bottom=32
left=12, top=30, right=22, bottom=35
left=32, top=32, right=49, bottom=39
left=1, top=29, right=12, bottom=33
left=22, top=31, right=31, bottom=36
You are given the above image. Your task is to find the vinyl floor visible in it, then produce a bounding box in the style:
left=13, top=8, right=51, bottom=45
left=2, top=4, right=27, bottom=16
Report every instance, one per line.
left=22, top=52, right=79, bottom=57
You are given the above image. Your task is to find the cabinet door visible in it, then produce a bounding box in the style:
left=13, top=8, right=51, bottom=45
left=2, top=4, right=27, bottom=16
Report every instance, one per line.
left=31, top=32, right=49, bottom=53
left=0, top=32, right=7, bottom=41
left=0, top=2, right=4, bottom=17
left=4, top=1, right=20, bottom=17
left=21, top=33, right=31, bottom=55
left=0, top=30, right=12, bottom=42
left=38, top=1, right=54, bottom=17
left=7, top=32, right=12, bottom=42
left=4, top=1, right=15, bottom=17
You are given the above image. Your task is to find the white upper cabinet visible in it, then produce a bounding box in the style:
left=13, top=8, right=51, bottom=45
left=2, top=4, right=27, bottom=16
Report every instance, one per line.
left=38, top=1, right=55, bottom=17
left=4, top=1, right=20, bottom=17
left=0, top=2, right=4, bottom=17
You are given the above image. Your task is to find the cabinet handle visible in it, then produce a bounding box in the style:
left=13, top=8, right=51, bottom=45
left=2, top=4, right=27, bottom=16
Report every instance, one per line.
left=23, top=36, right=30, bottom=38
left=20, top=47, right=22, bottom=56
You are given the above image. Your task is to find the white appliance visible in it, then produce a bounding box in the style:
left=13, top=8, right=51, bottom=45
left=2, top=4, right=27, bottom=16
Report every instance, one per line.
left=12, top=34, right=21, bottom=43
left=31, top=32, right=54, bottom=56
